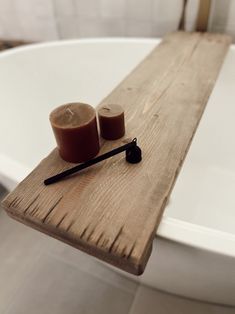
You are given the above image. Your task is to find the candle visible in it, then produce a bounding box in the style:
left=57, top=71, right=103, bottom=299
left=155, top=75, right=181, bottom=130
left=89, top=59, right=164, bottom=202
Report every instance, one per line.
left=50, top=103, right=100, bottom=163
left=98, top=104, right=125, bottom=140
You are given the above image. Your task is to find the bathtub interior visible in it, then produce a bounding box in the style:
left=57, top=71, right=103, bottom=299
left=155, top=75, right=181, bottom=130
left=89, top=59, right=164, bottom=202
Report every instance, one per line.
left=0, top=39, right=235, bottom=241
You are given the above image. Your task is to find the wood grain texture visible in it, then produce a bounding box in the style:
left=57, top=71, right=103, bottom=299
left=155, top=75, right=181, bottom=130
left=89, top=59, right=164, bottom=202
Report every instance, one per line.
left=2, top=32, right=231, bottom=275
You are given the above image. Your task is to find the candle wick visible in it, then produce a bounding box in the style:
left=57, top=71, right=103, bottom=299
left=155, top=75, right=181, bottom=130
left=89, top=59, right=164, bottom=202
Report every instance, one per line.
left=66, top=108, right=74, bottom=115
left=103, top=106, right=111, bottom=111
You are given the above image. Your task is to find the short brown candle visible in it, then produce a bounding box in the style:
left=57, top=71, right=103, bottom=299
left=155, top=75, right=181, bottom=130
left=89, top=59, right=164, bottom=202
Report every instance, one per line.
left=50, top=103, right=100, bottom=163
left=98, top=104, right=125, bottom=140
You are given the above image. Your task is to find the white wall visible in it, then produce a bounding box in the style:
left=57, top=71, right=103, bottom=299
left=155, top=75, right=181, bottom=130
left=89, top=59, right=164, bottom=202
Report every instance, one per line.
left=0, top=0, right=234, bottom=42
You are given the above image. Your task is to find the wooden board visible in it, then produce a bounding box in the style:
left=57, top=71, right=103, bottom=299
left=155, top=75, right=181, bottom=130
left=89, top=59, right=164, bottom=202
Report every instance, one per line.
left=2, top=32, right=231, bottom=275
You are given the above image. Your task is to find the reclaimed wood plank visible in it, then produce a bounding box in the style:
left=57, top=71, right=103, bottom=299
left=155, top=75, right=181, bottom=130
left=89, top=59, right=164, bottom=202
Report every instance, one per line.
left=2, top=32, right=231, bottom=275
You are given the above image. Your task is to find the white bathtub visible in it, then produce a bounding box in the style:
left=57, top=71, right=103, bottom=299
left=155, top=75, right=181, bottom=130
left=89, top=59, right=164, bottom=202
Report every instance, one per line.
left=0, top=38, right=235, bottom=306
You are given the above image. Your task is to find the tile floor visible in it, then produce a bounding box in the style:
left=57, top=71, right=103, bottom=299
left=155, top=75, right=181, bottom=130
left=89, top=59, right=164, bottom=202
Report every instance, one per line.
left=0, top=185, right=234, bottom=314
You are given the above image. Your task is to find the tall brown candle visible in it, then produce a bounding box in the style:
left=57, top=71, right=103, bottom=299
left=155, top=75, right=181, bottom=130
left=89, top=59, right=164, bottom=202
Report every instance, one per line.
left=98, top=104, right=125, bottom=140
left=50, top=103, right=100, bottom=163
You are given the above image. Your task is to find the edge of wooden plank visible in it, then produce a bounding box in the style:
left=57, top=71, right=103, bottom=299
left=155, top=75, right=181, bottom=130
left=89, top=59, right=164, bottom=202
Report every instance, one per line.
left=2, top=202, right=151, bottom=275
